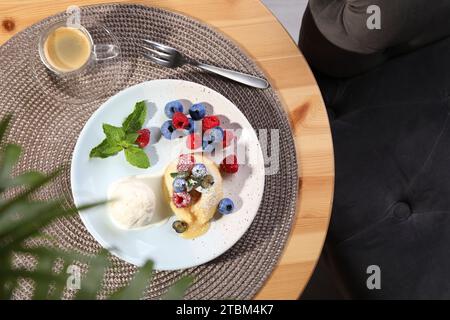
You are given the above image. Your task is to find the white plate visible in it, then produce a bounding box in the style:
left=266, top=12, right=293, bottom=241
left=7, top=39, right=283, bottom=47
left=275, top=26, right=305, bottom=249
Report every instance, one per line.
left=71, top=80, right=265, bottom=270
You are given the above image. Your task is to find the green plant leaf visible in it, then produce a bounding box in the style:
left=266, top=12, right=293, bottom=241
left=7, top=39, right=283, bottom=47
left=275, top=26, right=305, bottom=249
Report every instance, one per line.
left=102, top=124, right=125, bottom=144
left=15, top=246, right=92, bottom=265
left=74, top=251, right=110, bottom=300
left=0, top=114, right=12, bottom=143
left=0, top=169, right=59, bottom=216
left=47, top=260, right=68, bottom=300
left=122, top=101, right=147, bottom=133
left=89, top=139, right=123, bottom=158
left=161, top=276, right=194, bottom=300
left=0, top=200, right=60, bottom=238
left=0, top=171, right=45, bottom=190
left=0, top=269, right=67, bottom=285
left=0, top=252, right=13, bottom=299
left=0, top=200, right=104, bottom=250
left=32, top=255, right=55, bottom=300
left=109, top=261, right=154, bottom=300
left=124, top=146, right=150, bottom=169
left=0, top=144, right=21, bottom=182
left=14, top=246, right=91, bottom=299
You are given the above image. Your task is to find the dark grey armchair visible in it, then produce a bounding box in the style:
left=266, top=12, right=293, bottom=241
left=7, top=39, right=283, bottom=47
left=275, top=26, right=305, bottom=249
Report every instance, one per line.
left=300, top=0, right=450, bottom=299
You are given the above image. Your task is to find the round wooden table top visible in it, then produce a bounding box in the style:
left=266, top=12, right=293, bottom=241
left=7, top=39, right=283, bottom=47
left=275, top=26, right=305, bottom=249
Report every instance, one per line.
left=0, top=0, right=335, bottom=299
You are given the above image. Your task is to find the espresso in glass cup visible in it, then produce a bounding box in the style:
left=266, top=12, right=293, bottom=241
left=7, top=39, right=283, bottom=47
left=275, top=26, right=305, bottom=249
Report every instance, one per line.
left=39, top=21, right=119, bottom=75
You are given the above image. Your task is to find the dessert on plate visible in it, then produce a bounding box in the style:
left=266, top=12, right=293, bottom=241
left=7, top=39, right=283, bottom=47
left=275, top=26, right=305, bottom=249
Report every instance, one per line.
left=163, top=154, right=224, bottom=239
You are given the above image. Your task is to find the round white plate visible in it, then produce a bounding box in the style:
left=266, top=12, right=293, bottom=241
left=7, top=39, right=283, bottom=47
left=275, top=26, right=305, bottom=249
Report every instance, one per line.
left=71, top=79, right=265, bottom=270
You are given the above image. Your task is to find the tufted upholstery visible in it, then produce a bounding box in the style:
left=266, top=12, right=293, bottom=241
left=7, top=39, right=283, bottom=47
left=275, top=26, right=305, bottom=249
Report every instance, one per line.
left=300, top=1, right=450, bottom=298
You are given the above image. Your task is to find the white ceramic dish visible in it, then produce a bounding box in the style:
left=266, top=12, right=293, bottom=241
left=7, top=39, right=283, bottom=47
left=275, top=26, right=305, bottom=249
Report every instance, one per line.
left=71, top=79, right=265, bottom=270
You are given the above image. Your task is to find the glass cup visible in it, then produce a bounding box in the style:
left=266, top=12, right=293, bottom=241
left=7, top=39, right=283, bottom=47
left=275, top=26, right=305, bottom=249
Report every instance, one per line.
left=30, top=16, right=122, bottom=104
left=38, top=20, right=119, bottom=76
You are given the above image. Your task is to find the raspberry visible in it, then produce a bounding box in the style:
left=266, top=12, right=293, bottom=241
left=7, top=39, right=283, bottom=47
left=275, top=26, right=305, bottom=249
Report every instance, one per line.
left=220, top=155, right=239, bottom=174
left=177, top=154, right=195, bottom=172
left=222, top=130, right=235, bottom=148
left=172, top=192, right=191, bottom=208
left=202, top=115, right=220, bottom=132
left=186, top=133, right=202, bottom=149
left=135, top=129, right=150, bottom=148
left=172, top=112, right=189, bottom=129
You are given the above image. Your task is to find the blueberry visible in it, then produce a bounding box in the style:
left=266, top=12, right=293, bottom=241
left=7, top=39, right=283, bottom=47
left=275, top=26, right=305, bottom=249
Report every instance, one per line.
left=210, top=126, right=224, bottom=141
left=200, top=174, right=214, bottom=189
left=172, top=220, right=188, bottom=233
left=191, top=163, right=207, bottom=179
left=202, top=127, right=224, bottom=152
left=202, top=139, right=215, bottom=153
left=173, top=177, right=188, bottom=193
left=189, top=103, right=206, bottom=120
left=164, top=100, right=184, bottom=118
left=186, top=118, right=196, bottom=134
left=218, top=198, right=235, bottom=215
left=161, top=120, right=175, bottom=139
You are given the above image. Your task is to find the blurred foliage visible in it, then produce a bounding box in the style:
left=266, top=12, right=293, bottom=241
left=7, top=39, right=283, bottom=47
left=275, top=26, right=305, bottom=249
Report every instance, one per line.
left=0, top=115, right=193, bottom=300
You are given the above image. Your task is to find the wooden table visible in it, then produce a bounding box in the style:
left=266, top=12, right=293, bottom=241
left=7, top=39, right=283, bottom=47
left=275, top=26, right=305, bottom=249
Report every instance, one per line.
left=0, top=0, right=334, bottom=299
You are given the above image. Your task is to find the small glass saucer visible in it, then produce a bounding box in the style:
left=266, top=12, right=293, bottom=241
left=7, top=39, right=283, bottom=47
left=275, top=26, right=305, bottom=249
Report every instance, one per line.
left=29, top=15, right=122, bottom=105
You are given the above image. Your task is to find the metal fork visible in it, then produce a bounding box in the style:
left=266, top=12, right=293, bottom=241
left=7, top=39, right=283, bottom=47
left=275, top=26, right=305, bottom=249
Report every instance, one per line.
left=140, top=39, right=269, bottom=89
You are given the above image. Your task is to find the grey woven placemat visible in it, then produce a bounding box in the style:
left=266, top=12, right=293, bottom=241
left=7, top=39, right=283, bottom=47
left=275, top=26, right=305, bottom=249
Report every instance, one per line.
left=0, top=4, right=298, bottom=299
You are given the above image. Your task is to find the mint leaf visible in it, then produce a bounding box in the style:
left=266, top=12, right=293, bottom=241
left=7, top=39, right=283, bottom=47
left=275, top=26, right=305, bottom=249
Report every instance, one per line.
left=188, top=179, right=200, bottom=189
left=102, top=124, right=125, bottom=144
left=125, top=132, right=139, bottom=144
left=124, top=146, right=150, bottom=168
left=170, top=171, right=190, bottom=179
left=90, top=139, right=123, bottom=158
left=122, top=101, right=147, bottom=133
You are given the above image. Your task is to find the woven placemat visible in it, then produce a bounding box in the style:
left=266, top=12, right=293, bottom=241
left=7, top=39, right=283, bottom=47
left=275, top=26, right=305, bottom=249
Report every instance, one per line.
left=0, top=4, right=298, bottom=299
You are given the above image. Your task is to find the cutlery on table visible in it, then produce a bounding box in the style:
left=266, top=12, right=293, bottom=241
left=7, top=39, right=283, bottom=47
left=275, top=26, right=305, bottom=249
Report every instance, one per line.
left=140, top=39, right=269, bottom=89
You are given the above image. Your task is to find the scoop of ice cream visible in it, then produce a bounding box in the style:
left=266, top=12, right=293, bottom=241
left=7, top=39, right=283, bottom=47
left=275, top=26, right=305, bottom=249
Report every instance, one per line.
left=108, top=178, right=156, bottom=229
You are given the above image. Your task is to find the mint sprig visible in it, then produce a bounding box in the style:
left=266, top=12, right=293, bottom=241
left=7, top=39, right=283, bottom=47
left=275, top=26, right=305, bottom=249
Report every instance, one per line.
left=89, top=101, right=150, bottom=169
